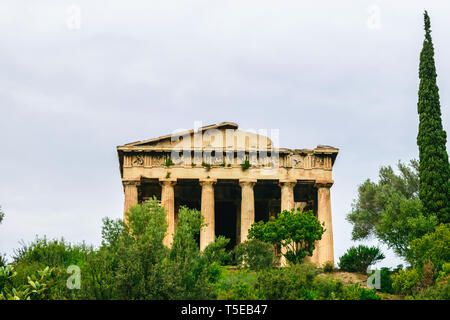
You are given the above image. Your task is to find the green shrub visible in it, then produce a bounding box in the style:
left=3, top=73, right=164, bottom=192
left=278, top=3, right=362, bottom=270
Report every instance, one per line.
left=13, top=237, right=92, bottom=268
left=338, top=245, right=385, bottom=273
left=0, top=266, right=56, bottom=300
left=255, top=264, right=380, bottom=300
left=344, top=283, right=381, bottom=300
left=202, top=236, right=231, bottom=266
left=407, top=224, right=450, bottom=272
left=414, top=278, right=450, bottom=300
left=379, top=267, right=394, bottom=294
left=323, top=261, right=334, bottom=273
left=256, top=263, right=320, bottom=299
left=249, top=209, right=324, bottom=264
left=217, top=281, right=260, bottom=300
left=234, top=239, right=276, bottom=271
left=392, top=268, right=420, bottom=295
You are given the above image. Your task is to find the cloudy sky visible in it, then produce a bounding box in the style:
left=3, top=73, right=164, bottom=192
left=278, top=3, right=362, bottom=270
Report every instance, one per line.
left=1, top=1, right=449, bottom=268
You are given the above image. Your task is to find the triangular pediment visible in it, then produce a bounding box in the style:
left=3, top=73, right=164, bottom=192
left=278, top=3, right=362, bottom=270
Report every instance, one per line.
left=118, top=122, right=274, bottom=151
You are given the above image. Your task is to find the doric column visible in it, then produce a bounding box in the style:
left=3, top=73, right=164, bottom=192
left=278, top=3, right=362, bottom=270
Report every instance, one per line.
left=123, top=180, right=140, bottom=223
left=200, top=178, right=217, bottom=251
left=279, top=179, right=296, bottom=211
left=239, top=179, right=256, bottom=243
left=278, top=179, right=296, bottom=266
left=160, top=178, right=177, bottom=247
left=314, top=180, right=334, bottom=265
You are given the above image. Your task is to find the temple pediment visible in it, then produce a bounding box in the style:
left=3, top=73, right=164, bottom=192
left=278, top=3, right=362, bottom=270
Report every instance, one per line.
left=118, top=122, right=274, bottom=151
left=116, top=122, right=339, bottom=179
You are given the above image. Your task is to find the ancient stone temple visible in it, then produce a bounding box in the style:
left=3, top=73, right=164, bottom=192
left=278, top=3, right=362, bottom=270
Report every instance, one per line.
left=117, top=122, right=338, bottom=265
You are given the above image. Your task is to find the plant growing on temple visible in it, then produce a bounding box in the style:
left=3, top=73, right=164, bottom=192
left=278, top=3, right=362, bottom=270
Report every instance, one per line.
left=165, top=157, right=174, bottom=167
left=416, top=11, right=450, bottom=224
left=338, top=245, right=385, bottom=273
left=202, top=162, right=211, bottom=170
left=248, top=208, right=325, bottom=264
left=241, top=158, right=251, bottom=171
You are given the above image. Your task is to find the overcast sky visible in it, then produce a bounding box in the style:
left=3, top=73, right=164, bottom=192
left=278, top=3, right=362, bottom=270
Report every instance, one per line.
left=1, top=1, right=449, bottom=268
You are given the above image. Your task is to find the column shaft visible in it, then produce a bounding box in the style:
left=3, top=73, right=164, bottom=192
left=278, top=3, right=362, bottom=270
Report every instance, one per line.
left=315, top=180, right=334, bottom=265
left=279, top=180, right=296, bottom=212
left=160, top=179, right=176, bottom=247
left=200, top=179, right=216, bottom=251
left=123, top=181, right=139, bottom=223
left=239, top=179, right=256, bottom=243
left=279, top=180, right=296, bottom=266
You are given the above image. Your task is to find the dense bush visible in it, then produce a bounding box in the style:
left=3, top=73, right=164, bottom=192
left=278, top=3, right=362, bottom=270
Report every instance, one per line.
left=234, top=239, right=276, bottom=271
left=407, top=224, right=450, bottom=272
left=323, top=261, right=334, bottom=273
left=202, top=236, right=231, bottom=266
left=379, top=267, right=394, bottom=294
left=338, top=245, right=385, bottom=273
left=248, top=208, right=324, bottom=264
left=0, top=265, right=55, bottom=300
left=392, top=268, right=420, bottom=296
left=255, top=263, right=380, bottom=300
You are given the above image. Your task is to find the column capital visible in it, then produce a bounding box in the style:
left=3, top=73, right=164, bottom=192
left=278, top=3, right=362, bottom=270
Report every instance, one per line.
left=199, top=178, right=217, bottom=186
left=159, top=178, right=177, bottom=187
left=279, top=179, right=297, bottom=188
left=314, top=180, right=334, bottom=188
left=239, top=179, right=257, bottom=188
left=122, top=179, right=141, bottom=186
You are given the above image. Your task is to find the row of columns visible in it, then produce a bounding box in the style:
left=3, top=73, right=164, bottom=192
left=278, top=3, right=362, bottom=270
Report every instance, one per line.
left=123, top=178, right=334, bottom=265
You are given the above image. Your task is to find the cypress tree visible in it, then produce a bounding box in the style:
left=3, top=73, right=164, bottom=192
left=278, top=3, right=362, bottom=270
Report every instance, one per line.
left=417, top=11, right=450, bottom=224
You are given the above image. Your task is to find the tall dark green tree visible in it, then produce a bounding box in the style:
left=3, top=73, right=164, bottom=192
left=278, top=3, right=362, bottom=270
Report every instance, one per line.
left=417, top=11, right=450, bottom=224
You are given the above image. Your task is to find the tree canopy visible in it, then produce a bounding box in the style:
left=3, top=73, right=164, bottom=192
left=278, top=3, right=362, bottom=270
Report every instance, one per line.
left=417, top=11, right=450, bottom=224
left=248, top=208, right=324, bottom=264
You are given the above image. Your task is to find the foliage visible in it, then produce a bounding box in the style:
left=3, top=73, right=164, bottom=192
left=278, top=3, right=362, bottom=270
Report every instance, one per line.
left=202, top=236, right=231, bottom=266
left=338, top=245, right=385, bottom=273
left=201, top=162, right=211, bottom=170
left=234, top=239, right=276, bottom=271
left=346, top=160, right=438, bottom=257
left=0, top=266, right=55, bottom=300
left=255, top=263, right=380, bottom=300
left=392, top=268, right=421, bottom=296
left=217, top=281, right=261, bottom=300
left=379, top=267, right=394, bottom=294
left=418, top=260, right=436, bottom=290
left=407, top=223, right=450, bottom=272
left=0, top=206, right=4, bottom=267
left=414, top=278, right=450, bottom=300
left=91, top=200, right=216, bottom=300
left=417, top=11, right=450, bottom=224
left=249, top=208, right=324, bottom=264
left=241, top=159, right=251, bottom=170
left=411, top=262, right=450, bottom=300
left=13, top=237, right=92, bottom=268
left=0, top=255, right=5, bottom=268
left=323, top=261, right=334, bottom=273
left=256, top=263, right=321, bottom=299
left=165, top=157, right=174, bottom=167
